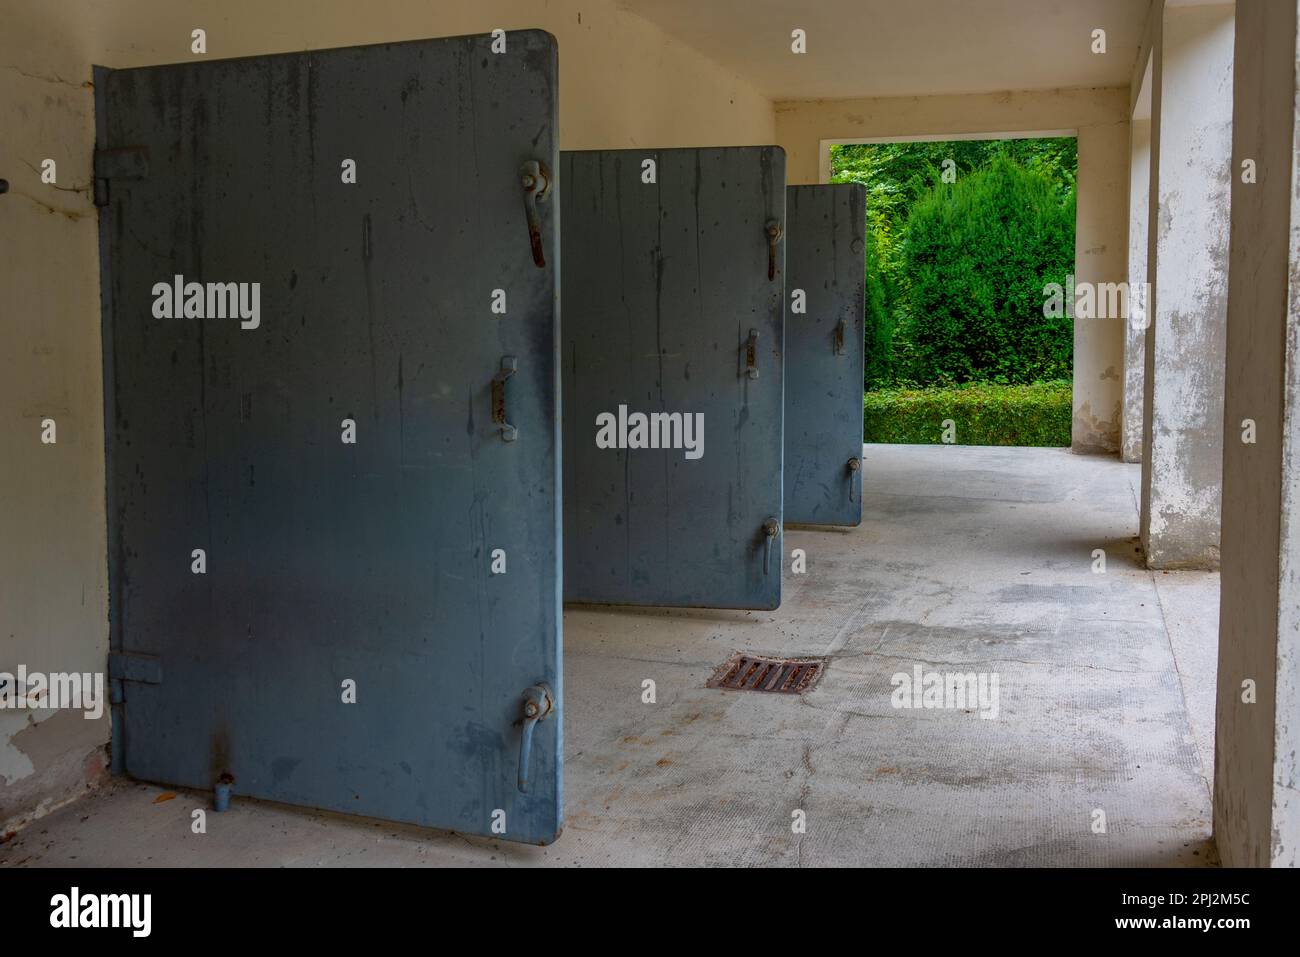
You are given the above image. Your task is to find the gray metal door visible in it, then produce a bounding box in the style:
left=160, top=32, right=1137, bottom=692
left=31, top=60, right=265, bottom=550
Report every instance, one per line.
left=96, top=32, right=563, bottom=844
left=561, top=147, right=785, bottom=609
left=783, top=184, right=866, bottom=526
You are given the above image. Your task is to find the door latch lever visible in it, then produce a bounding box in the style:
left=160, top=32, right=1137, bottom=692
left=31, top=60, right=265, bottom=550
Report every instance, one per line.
left=516, top=683, right=554, bottom=793
left=765, top=219, right=783, bottom=281
left=847, top=456, right=861, bottom=503
left=520, top=160, right=553, bottom=268
left=762, top=517, right=779, bottom=575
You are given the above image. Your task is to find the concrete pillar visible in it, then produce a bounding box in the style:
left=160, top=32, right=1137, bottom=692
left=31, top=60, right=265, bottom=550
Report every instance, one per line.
left=1072, top=119, right=1129, bottom=454
left=1215, top=0, right=1300, bottom=868
left=1139, top=2, right=1235, bottom=569
left=1122, top=115, right=1150, bottom=464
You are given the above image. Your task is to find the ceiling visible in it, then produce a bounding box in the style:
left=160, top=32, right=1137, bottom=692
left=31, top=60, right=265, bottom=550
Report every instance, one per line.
left=617, top=0, right=1152, bottom=100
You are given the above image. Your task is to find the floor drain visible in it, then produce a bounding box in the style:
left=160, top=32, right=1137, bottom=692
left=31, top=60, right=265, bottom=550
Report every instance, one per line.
left=706, top=653, right=824, bottom=695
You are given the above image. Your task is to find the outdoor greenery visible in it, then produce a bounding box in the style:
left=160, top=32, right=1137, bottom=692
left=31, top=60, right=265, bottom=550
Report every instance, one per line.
left=862, top=381, right=1072, bottom=447
left=833, top=138, right=1077, bottom=389
left=831, top=137, right=1078, bottom=446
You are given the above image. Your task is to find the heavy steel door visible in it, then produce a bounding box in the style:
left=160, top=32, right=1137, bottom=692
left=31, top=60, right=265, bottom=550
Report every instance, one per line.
left=561, top=147, right=785, bottom=609
left=783, top=184, right=866, bottom=526
left=96, top=33, right=562, bottom=844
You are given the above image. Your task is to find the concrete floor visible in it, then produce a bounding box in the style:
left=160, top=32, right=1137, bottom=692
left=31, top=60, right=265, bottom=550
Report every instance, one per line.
left=0, top=445, right=1220, bottom=867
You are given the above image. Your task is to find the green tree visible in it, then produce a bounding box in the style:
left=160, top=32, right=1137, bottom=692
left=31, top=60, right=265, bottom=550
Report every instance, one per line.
left=861, top=222, right=891, bottom=386
left=893, top=156, right=1075, bottom=385
left=830, top=138, right=1077, bottom=389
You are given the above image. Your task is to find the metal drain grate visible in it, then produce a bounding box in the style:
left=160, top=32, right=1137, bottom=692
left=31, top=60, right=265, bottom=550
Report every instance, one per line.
left=706, top=653, right=825, bottom=695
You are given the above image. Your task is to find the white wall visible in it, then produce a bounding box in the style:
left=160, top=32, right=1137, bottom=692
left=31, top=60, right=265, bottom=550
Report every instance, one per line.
left=0, top=0, right=109, bottom=828
left=773, top=87, right=1131, bottom=453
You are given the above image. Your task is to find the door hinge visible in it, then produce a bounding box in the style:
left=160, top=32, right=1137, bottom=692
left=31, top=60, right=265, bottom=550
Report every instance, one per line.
left=93, top=146, right=149, bottom=207
left=108, top=651, right=162, bottom=685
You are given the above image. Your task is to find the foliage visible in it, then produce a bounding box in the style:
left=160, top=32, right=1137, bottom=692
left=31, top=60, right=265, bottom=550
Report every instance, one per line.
left=893, top=157, right=1075, bottom=384
left=830, top=138, right=1077, bottom=390
left=862, top=381, right=1072, bottom=447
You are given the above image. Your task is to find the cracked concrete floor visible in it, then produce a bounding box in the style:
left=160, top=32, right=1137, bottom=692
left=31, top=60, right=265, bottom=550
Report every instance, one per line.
left=0, top=445, right=1219, bottom=867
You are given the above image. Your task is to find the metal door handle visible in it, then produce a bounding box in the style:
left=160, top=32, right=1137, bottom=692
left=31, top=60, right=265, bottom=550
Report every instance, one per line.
left=492, top=356, right=518, bottom=442
left=762, top=518, right=778, bottom=575
left=834, top=318, right=847, bottom=356
left=765, top=219, right=783, bottom=281
left=847, top=456, right=861, bottom=502
left=744, top=329, right=760, bottom=380
left=516, top=683, right=554, bottom=793
left=520, top=160, right=552, bottom=268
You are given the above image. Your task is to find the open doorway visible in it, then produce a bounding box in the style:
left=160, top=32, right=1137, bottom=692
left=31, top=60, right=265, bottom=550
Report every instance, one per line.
left=828, top=135, right=1078, bottom=448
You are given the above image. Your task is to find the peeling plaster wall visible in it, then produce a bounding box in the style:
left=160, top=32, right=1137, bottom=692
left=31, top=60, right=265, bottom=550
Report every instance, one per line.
left=0, top=0, right=111, bottom=832
left=773, top=87, right=1130, bottom=454
left=1139, top=2, right=1234, bottom=570
left=1216, top=0, right=1300, bottom=868
left=0, top=0, right=774, bottom=831
left=1276, top=65, right=1300, bottom=864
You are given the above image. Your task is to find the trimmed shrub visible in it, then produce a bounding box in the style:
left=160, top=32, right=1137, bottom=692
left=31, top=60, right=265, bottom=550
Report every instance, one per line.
left=893, top=157, right=1075, bottom=386
left=863, top=381, right=1072, bottom=447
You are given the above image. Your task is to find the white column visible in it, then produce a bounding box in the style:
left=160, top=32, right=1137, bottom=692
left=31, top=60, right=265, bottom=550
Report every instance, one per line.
left=1139, top=1, right=1235, bottom=569
left=1215, top=0, right=1300, bottom=868
left=1122, top=116, right=1150, bottom=464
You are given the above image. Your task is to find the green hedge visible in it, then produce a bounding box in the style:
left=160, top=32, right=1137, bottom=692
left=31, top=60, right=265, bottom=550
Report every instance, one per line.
left=863, top=381, right=1071, bottom=447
